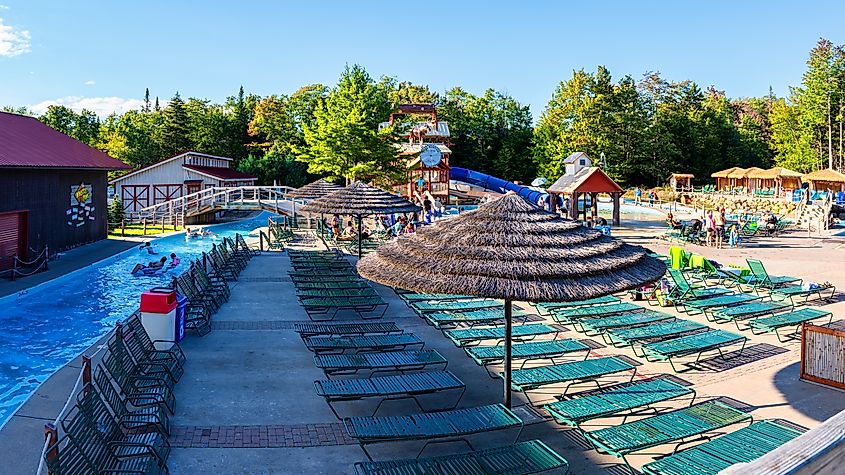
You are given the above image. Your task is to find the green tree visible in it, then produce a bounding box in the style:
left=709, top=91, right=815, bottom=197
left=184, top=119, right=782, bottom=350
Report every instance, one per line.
left=38, top=105, right=100, bottom=145
left=157, top=93, right=191, bottom=157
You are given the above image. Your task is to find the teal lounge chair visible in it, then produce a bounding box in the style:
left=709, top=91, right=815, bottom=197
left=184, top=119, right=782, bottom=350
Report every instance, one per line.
left=315, top=370, right=465, bottom=419
left=303, top=333, right=424, bottom=354
left=748, top=308, right=834, bottom=342
left=641, top=420, right=805, bottom=475
left=300, top=295, right=388, bottom=321
left=745, top=259, right=802, bottom=290
left=583, top=400, right=752, bottom=473
left=445, top=324, right=560, bottom=347
left=397, top=292, right=471, bottom=303
left=314, top=350, right=447, bottom=377
left=641, top=330, right=747, bottom=372
left=544, top=377, right=695, bottom=428
left=424, top=308, right=527, bottom=329
left=466, top=339, right=590, bottom=368
left=770, top=283, right=836, bottom=305
left=710, top=301, right=792, bottom=329
left=532, top=296, right=620, bottom=316
left=603, top=320, right=708, bottom=351
left=354, top=440, right=569, bottom=475
left=293, top=322, right=402, bottom=338
left=552, top=302, right=645, bottom=326
left=508, top=356, right=638, bottom=404
left=344, top=404, right=523, bottom=461
left=411, top=298, right=501, bottom=314
left=682, top=293, right=759, bottom=316
left=293, top=281, right=372, bottom=291
left=579, top=310, right=674, bottom=336
left=297, top=288, right=378, bottom=299
left=665, top=268, right=733, bottom=306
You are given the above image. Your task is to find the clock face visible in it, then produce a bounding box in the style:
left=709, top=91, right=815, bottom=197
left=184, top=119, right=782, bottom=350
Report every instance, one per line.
left=420, top=144, right=442, bottom=167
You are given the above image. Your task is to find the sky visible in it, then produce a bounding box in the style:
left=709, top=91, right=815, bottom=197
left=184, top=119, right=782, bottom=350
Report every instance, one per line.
left=1, top=1, right=844, bottom=118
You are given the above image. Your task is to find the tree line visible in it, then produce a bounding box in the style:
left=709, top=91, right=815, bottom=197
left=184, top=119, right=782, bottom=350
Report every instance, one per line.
left=4, top=38, right=842, bottom=188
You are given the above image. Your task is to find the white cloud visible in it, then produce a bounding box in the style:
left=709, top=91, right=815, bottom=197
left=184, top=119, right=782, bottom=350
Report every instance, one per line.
left=0, top=6, right=9, bottom=11
left=29, top=96, right=144, bottom=117
left=84, top=80, right=96, bottom=86
left=0, top=17, right=30, bottom=57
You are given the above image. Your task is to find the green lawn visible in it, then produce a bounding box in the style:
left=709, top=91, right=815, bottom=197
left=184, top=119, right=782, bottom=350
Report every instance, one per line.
left=109, top=224, right=183, bottom=238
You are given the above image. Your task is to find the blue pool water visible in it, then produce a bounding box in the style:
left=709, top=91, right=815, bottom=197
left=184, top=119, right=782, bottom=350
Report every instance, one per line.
left=0, top=213, right=269, bottom=427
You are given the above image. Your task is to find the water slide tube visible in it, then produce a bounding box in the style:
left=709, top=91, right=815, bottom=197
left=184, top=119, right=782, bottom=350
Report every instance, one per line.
left=450, top=167, right=548, bottom=204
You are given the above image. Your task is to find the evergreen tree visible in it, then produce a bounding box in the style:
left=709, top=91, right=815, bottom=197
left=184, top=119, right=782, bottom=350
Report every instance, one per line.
left=157, top=93, right=191, bottom=157
left=143, top=88, right=151, bottom=113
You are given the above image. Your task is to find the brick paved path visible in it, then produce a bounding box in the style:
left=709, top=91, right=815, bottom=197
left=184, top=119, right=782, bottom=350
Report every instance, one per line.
left=170, top=423, right=356, bottom=448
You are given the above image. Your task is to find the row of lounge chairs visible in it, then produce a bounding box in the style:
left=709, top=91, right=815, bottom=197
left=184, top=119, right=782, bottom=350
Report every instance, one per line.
left=288, top=250, right=570, bottom=474
left=44, top=314, right=187, bottom=474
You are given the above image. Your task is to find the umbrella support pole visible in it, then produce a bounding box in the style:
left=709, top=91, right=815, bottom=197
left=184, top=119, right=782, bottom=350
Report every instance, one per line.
left=504, top=298, right=512, bottom=408
left=357, top=215, right=363, bottom=258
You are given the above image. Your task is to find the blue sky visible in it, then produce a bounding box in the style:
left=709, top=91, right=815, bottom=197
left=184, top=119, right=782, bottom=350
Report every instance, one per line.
left=0, top=1, right=843, bottom=117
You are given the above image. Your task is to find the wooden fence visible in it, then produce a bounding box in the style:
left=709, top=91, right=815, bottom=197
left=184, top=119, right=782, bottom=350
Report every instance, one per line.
left=800, top=323, right=845, bottom=391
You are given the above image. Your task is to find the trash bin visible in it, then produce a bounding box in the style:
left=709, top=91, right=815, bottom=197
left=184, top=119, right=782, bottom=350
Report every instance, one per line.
left=174, top=293, right=187, bottom=343
left=140, top=287, right=177, bottom=350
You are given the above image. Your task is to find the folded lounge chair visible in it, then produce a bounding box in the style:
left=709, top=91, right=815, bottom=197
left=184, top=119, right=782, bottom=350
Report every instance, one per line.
left=424, top=308, right=527, bottom=329
left=293, top=322, right=401, bottom=338
left=445, top=323, right=560, bottom=347
left=745, top=259, right=802, bottom=290
left=466, top=339, right=590, bottom=368
left=314, top=349, right=447, bottom=377
left=710, top=301, right=792, bottom=329
left=579, top=310, right=674, bottom=336
left=354, top=440, right=569, bottom=475
left=344, top=403, right=523, bottom=461
left=641, top=419, right=805, bottom=475
left=303, top=333, right=424, bottom=354
left=748, top=308, right=833, bottom=342
left=507, top=356, right=638, bottom=404
left=583, top=399, right=752, bottom=472
left=315, top=370, right=465, bottom=419
left=551, top=302, right=646, bottom=325
left=641, top=329, right=747, bottom=372
left=770, top=283, right=836, bottom=305
left=300, top=295, right=388, bottom=321
left=603, top=320, right=707, bottom=350
left=532, top=296, right=620, bottom=316
left=544, top=377, right=695, bottom=428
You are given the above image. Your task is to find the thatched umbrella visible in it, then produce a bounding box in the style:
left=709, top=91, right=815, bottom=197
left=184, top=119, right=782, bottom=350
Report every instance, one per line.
left=300, top=181, right=420, bottom=257
left=357, top=192, right=665, bottom=407
left=286, top=179, right=343, bottom=233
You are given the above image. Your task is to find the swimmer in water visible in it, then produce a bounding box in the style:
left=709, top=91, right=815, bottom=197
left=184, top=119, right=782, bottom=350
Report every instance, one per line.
left=131, top=256, right=167, bottom=275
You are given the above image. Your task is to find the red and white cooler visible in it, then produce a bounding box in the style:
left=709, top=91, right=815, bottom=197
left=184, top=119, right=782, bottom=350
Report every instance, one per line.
left=140, top=287, right=178, bottom=350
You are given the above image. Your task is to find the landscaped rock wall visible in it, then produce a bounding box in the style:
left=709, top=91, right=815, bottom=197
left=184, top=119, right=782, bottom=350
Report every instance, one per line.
left=683, top=194, right=798, bottom=217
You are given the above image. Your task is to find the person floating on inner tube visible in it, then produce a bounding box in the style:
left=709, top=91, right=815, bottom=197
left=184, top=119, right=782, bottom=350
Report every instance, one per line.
left=131, top=256, right=167, bottom=275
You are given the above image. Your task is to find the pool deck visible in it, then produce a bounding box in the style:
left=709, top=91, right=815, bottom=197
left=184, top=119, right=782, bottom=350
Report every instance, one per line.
left=5, top=226, right=845, bottom=474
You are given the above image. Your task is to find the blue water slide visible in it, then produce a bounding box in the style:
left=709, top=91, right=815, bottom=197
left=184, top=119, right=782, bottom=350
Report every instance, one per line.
left=450, top=167, right=548, bottom=204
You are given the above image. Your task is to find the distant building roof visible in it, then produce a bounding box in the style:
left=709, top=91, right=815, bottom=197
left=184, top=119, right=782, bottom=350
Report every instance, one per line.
left=110, top=151, right=237, bottom=184
left=563, top=152, right=591, bottom=164
left=0, top=111, right=130, bottom=169
left=380, top=121, right=450, bottom=137
left=711, top=167, right=741, bottom=178
left=668, top=173, right=695, bottom=178
left=802, top=168, right=845, bottom=183
left=547, top=167, right=623, bottom=194
left=182, top=164, right=256, bottom=181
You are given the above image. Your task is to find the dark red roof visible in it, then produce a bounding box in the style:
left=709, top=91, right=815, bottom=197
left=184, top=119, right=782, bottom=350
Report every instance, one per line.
left=182, top=164, right=256, bottom=181
left=0, top=111, right=130, bottom=169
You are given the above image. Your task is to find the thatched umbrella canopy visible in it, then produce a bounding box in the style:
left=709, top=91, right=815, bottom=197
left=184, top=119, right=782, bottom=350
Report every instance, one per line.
left=301, top=181, right=420, bottom=257
left=357, top=192, right=665, bottom=406
left=286, top=179, right=342, bottom=200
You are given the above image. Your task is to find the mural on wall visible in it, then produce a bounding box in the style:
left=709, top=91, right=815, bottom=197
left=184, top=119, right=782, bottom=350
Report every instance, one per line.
left=66, top=183, right=95, bottom=227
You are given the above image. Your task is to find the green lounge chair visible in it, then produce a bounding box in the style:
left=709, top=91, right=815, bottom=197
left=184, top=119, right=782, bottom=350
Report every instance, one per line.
left=770, top=283, right=836, bottom=305
left=665, top=268, right=733, bottom=306
left=424, top=308, right=527, bottom=329
left=300, top=295, right=388, bottom=321
left=641, top=420, right=805, bottom=475
left=532, top=295, right=620, bottom=316
left=303, top=333, right=424, bottom=354
left=466, top=339, right=590, bottom=368
left=748, top=308, right=834, bottom=342
left=411, top=298, right=501, bottom=314
left=579, top=310, right=674, bottom=336
left=293, top=280, right=372, bottom=290
left=745, top=259, right=802, bottom=290
left=583, top=399, right=753, bottom=472
left=603, top=320, right=708, bottom=351
left=344, top=404, right=523, bottom=461
left=552, top=302, right=645, bottom=326
left=445, top=324, right=560, bottom=347
left=314, top=350, right=447, bottom=376
left=354, top=440, right=569, bottom=475
left=315, top=370, right=465, bottom=419
left=293, top=322, right=402, bottom=338
left=544, top=377, right=695, bottom=428
left=297, top=288, right=378, bottom=299
left=710, top=301, right=792, bottom=329
left=291, top=274, right=361, bottom=284
left=397, top=292, right=471, bottom=302
left=641, top=329, right=747, bottom=372
left=508, top=356, right=638, bottom=404
left=682, top=293, right=759, bottom=316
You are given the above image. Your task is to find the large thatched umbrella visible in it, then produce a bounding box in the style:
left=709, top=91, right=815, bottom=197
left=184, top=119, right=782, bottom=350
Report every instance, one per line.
left=286, top=179, right=343, bottom=233
left=357, top=192, right=666, bottom=407
left=300, top=181, right=420, bottom=257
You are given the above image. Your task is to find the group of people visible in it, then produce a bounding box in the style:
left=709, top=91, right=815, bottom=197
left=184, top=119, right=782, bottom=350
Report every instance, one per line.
left=132, top=242, right=180, bottom=275
left=185, top=226, right=217, bottom=239
left=667, top=209, right=744, bottom=248
left=633, top=187, right=658, bottom=206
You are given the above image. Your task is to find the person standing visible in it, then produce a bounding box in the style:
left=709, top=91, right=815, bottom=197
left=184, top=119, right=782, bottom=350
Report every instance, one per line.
left=705, top=211, right=715, bottom=247
left=714, top=208, right=726, bottom=249
left=634, top=187, right=642, bottom=204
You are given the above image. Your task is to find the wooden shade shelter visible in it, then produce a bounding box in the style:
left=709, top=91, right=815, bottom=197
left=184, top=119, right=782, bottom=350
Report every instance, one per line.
left=668, top=173, right=694, bottom=192
left=357, top=193, right=665, bottom=407
left=711, top=167, right=740, bottom=191
left=802, top=169, right=845, bottom=192
left=300, top=182, right=420, bottom=257
left=286, top=179, right=342, bottom=200
left=748, top=167, right=803, bottom=195
left=547, top=167, right=624, bottom=226
left=726, top=167, right=764, bottom=190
